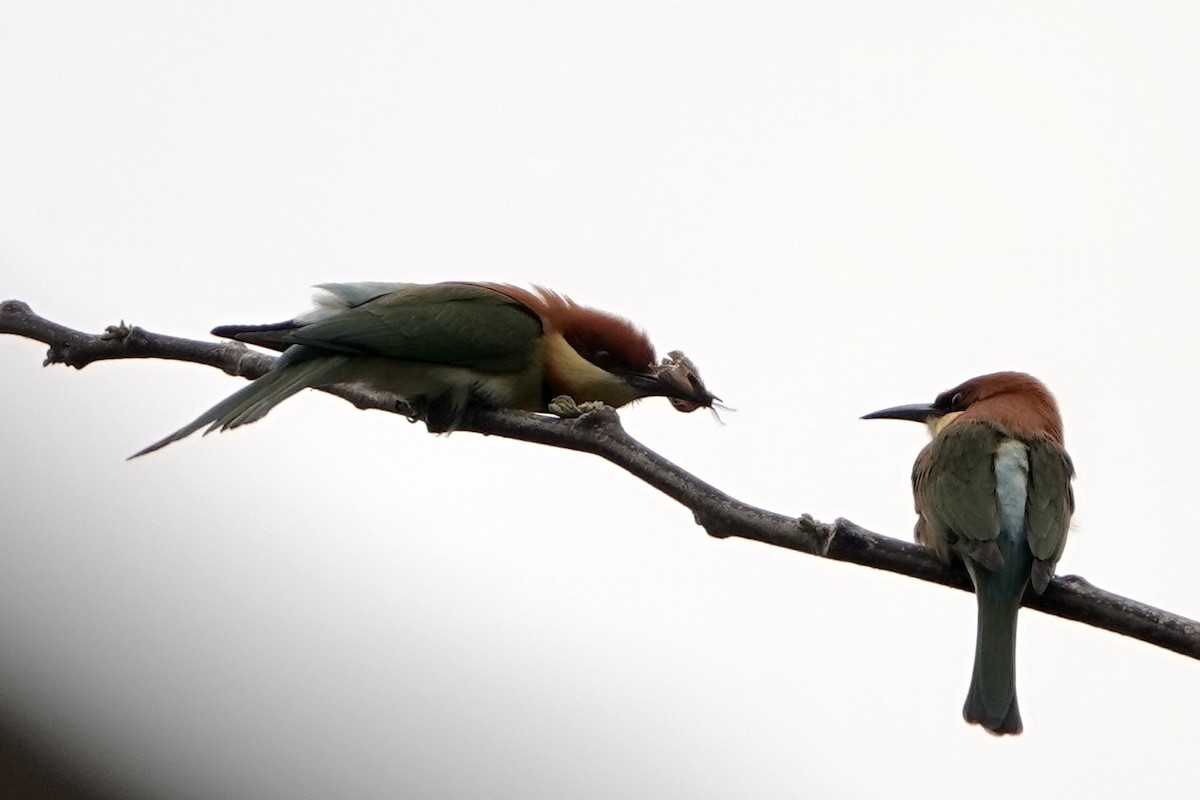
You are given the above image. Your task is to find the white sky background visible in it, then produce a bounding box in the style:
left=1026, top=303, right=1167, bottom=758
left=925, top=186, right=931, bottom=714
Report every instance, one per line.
left=2, top=2, right=1199, bottom=797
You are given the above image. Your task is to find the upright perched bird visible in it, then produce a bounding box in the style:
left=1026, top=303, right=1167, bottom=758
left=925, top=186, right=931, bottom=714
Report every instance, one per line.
left=863, top=372, right=1074, bottom=735
left=133, top=281, right=716, bottom=457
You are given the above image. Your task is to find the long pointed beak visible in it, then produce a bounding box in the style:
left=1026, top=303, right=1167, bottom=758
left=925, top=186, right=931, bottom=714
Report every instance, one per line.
left=861, top=402, right=937, bottom=422
left=625, top=372, right=719, bottom=410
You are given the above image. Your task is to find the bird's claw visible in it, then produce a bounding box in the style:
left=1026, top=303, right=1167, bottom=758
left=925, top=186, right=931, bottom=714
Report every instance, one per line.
left=548, top=395, right=606, bottom=418
left=396, top=399, right=422, bottom=424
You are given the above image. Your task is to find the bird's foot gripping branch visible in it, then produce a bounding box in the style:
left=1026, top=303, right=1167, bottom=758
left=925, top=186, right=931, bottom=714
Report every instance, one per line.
left=548, top=395, right=607, bottom=418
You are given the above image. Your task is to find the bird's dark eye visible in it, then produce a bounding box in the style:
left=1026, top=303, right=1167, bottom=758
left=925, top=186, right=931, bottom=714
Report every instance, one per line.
left=936, top=390, right=965, bottom=411
left=588, top=350, right=618, bottom=370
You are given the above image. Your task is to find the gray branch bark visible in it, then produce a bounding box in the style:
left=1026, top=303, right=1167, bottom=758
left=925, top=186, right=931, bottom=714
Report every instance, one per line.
left=4, top=298, right=1198, bottom=659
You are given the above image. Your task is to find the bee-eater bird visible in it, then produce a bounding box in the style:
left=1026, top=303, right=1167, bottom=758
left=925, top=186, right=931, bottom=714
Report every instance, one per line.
left=132, top=281, right=717, bottom=457
left=863, top=372, right=1074, bottom=735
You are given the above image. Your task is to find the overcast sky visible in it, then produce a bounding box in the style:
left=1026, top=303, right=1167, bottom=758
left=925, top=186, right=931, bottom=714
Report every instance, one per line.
left=3, top=2, right=1199, bottom=798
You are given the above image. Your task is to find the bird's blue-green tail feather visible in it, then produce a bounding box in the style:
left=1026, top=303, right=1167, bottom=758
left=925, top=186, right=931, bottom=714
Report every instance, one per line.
left=129, top=353, right=346, bottom=458
left=963, top=589, right=1023, bottom=735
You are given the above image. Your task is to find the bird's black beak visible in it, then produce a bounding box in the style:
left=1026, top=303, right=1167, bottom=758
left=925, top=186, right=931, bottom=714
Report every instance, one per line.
left=861, top=402, right=938, bottom=423
left=626, top=372, right=720, bottom=409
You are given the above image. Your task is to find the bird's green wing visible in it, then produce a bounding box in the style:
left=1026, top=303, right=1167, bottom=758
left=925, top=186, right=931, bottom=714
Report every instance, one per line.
left=915, top=422, right=1005, bottom=566
left=1026, top=438, right=1074, bottom=591
left=290, top=282, right=543, bottom=373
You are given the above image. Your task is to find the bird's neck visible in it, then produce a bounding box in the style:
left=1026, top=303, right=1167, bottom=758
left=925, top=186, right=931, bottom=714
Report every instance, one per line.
left=926, top=411, right=962, bottom=438
left=541, top=333, right=644, bottom=408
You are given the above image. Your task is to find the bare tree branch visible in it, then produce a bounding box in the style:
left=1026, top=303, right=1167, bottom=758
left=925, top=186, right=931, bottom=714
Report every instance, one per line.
left=4, top=298, right=1198, bottom=659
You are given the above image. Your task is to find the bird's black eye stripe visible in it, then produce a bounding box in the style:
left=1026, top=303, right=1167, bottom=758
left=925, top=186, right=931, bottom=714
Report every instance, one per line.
left=934, top=390, right=965, bottom=411
left=587, top=349, right=618, bottom=370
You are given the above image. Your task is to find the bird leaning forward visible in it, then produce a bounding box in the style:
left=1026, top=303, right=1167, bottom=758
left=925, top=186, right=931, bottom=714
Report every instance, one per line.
left=131, top=281, right=719, bottom=458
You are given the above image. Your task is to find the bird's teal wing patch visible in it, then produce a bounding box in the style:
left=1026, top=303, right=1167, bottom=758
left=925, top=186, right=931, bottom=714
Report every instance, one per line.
left=313, top=282, right=422, bottom=308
